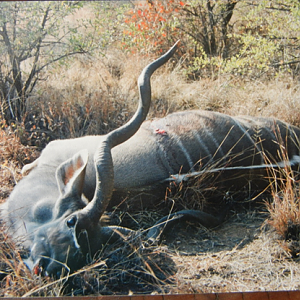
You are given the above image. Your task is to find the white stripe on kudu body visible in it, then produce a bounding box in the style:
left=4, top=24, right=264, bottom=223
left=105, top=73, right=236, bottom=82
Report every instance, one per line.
left=192, top=130, right=212, bottom=161
left=169, top=131, right=196, bottom=171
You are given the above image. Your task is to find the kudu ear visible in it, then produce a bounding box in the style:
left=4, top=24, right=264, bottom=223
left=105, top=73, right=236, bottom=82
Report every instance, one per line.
left=21, top=158, right=39, bottom=175
left=56, top=149, right=89, bottom=197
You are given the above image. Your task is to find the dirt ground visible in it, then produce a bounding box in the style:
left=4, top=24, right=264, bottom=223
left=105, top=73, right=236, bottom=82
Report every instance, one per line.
left=162, top=210, right=300, bottom=293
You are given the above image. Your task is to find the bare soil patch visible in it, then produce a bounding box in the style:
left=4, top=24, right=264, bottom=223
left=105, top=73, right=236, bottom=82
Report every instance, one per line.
left=163, top=210, right=300, bottom=293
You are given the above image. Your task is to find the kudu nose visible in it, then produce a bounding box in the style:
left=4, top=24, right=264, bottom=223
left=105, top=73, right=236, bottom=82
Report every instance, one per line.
left=34, top=257, right=69, bottom=278
left=33, top=257, right=50, bottom=276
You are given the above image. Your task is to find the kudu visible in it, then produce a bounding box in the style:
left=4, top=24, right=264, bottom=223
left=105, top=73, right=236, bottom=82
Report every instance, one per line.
left=1, top=42, right=180, bottom=277
left=2, top=41, right=300, bottom=276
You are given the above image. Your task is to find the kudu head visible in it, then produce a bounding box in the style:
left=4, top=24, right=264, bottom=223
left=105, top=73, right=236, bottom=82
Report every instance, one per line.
left=25, top=42, right=180, bottom=277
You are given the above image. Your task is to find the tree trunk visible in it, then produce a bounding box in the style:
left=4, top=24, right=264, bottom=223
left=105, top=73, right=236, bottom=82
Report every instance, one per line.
left=220, top=0, right=238, bottom=59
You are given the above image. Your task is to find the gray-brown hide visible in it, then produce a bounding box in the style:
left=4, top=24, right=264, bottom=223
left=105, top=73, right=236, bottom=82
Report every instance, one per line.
left=1, top=42, right=180, bottom=277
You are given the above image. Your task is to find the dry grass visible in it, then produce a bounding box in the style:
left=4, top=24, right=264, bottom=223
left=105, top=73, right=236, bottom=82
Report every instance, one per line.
left=265, top=163, right=300, bottom=258
left=0, top=128, right=39, bottom=201
left=169, top=228, right=300, bottom=293
left=28, top=54, right=300, bottom=143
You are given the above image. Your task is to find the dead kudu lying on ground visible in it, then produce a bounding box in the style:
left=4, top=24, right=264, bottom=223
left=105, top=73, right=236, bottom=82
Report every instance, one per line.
left=1, top=43, right=179, bottom=276
left=2, top=41, right=300, bottom=277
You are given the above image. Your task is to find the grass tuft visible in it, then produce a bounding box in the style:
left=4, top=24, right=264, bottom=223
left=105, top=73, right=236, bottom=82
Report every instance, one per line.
left=265, top=164, right=300, bottom=258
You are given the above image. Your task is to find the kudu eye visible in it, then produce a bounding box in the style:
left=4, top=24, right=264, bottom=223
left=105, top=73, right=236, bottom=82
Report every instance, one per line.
left=66, top=215, right=77, bottom=228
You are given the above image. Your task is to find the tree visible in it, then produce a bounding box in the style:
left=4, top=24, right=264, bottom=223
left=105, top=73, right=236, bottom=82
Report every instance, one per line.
left=122, top=0, right=239, bottom=57
left=0, top=1, right=88, bottom=122
left=177, top=0, right=239, bottom=58
left=205, top=0, right=300, bottom=78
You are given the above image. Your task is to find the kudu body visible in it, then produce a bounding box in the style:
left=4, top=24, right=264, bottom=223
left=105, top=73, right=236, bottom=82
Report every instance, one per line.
left=2, top=41, right=300, bottom=276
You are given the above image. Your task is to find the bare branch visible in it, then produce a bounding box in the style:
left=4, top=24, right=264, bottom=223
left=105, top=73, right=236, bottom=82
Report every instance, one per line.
left=24, top=4, right=51, bottom=93
left=35, top=50, right=87, bottom=74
